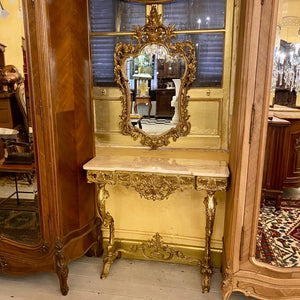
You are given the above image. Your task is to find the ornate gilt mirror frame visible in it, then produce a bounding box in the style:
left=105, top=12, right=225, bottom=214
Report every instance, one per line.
left=114, top=5, right=196, bottom=149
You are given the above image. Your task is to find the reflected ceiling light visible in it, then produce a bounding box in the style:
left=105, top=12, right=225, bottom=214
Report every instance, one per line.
left=0, top=1, right=9, bottom=19
left=272, top=41, right=300, bottom=93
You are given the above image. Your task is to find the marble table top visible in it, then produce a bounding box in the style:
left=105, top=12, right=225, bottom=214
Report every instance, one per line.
left=83, top=155, right=229, bottom=178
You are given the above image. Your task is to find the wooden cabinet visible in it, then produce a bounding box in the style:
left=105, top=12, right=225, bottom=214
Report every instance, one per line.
left=0, top=92, right=24, bottom=129
left=262, top=113, right=300, bottom=207
left=222, top=0, right=300, bottom=299
left=155, top=89, right=175, bottom=118
left=0, top=93, right=14, bottom=128
left=0, top=0, right=99, bottom=296
left=283, top=118, right=300, bottom=186
left=0, top=43, right=5, bottom=92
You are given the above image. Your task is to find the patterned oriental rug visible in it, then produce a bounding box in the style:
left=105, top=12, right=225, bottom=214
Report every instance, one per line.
left=0, top=197, right=40, bottom=245
left=0, top=173, right=40, bottom=245
left=256, top=200, right=300, bottom=267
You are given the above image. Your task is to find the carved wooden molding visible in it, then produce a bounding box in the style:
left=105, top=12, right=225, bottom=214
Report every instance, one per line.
left=38, top=240, right=50, bottom=254
left=0, top=256, right=9, bottom=273
left=55, top=238, right=69, bottom=296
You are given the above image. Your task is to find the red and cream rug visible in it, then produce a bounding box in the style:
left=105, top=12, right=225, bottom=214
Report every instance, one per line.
left=256, top=200, right=300, bottom=267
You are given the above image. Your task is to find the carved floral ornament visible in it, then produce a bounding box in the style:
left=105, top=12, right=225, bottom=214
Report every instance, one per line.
left=114, top=5, right=196, bottom=149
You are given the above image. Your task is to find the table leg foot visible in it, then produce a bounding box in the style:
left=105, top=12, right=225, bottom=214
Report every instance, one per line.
left=201, top=264, right=213, bottom=293
left=101, top=250, right=121, bottom=279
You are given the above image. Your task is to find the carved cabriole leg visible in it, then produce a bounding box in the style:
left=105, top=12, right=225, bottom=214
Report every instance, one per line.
left=196, top=177, right=227, bottom=293
left=96, top=183, right=119, bottom=279
left=221, top=265, right=233, bottom=300
left=55, top=239, right=69, bottom=296
left=201, top=190, right=217, bottom=293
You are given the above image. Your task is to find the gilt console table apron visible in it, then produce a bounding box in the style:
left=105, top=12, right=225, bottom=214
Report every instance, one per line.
left=83, top=155, right=229, bottom=292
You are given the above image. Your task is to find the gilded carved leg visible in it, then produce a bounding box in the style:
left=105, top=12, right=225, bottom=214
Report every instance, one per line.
left=201, top=190, right=217, bottom=293
left=96, top=183, right=120, bottom=279
left=55, top=240, right=69, bottom=296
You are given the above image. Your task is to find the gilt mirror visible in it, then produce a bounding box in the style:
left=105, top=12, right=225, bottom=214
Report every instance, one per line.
left=115, top=5, right=196, bottom=149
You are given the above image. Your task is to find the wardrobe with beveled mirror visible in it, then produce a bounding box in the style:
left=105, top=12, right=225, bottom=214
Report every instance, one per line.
left=223, top=0, right=300, bottom=299
left=0, top=0, right=99, bottom=295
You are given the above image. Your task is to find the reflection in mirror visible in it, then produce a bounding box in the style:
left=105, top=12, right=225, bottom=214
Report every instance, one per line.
left=125, top=44, right=186, bottom=134
left=0, top=3, right=40, bottom=245
left=257, top=0, right=300, bottom=267
left=116, top=5, right=196, bottom=149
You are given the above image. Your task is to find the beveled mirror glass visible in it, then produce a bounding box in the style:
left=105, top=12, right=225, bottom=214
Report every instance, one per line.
left=0, top=4, right=40, bottom=246
left=115, top=5, right=196, bottom=149
left=256, top=0, right=300, bottom=268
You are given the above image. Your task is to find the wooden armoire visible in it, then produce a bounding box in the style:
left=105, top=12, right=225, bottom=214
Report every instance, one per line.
left=222, top=0, right=300, bottom=299
left=0, top=0, right=99, bottom=295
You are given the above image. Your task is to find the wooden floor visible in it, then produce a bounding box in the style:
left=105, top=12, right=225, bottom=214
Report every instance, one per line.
left=0, top=256, right=255, bottom=300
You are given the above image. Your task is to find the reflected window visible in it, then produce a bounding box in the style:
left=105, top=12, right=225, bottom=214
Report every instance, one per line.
left=89, top=0, right=145, bottom=32
left=89, top=0, right=226, bottom=87
left=91, top=35, right=132, bottom=85
left=163, top=0, right=226, bottom=30
left=176, top=33, right=224, bottom=87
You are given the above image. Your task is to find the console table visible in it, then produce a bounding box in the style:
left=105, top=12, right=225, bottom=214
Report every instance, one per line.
left=83, top=155, right=229, bottom=292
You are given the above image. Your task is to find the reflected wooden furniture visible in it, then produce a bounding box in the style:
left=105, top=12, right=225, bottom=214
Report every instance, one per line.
left=134, top=96, right=152, bottom=118
left=273, top=110, right=300, bottom=189
left=84, top=155, right=229, bottom=293
left=261, top=116, right=290, bottom=209
left=0, top=161, right=35, bottom=205
left=0, top=127, right=18, bottom=161
left=262, top=108, right=300, bottom=208
left=0, top=0, right=99, bottom=296
left=155, top=88, right=175, bottom=118
left=0, top=43, right=6, bottom=92
left=0, top=92, right=15, bottom=128
left=130, top=114, right=142, bottom=129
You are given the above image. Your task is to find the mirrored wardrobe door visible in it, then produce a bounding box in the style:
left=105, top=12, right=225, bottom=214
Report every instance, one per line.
left=0, top=0, right=40, bottom=246
left=257, top=0, right=300, bottom=268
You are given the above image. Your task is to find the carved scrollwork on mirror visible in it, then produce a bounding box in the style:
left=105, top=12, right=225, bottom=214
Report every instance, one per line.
left=114, top=5, right=196, bottom=149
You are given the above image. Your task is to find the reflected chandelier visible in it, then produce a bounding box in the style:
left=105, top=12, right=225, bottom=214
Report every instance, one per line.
left=272, top=40, right=300, bottom=93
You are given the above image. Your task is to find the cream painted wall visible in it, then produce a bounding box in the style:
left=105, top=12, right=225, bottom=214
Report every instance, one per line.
left=278, top=0, right=300, bottom=44
left=0, top=0, right=24, bottom=75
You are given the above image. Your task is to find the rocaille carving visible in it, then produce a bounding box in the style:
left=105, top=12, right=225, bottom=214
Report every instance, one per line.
left=196, top=177, right=228, bottom=192
left=38, top=240, right=50, bottom=254
left=221, top=264, right=234, bottom=300
left=128, top=232, right=200, bottom=264
left=55, top=238, right=69, bottom=296
left=115, top=5, right=196, bottom=149
left=0, top=256, right=9, bottom=272
left=87, top=170, right=194, bottom=201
